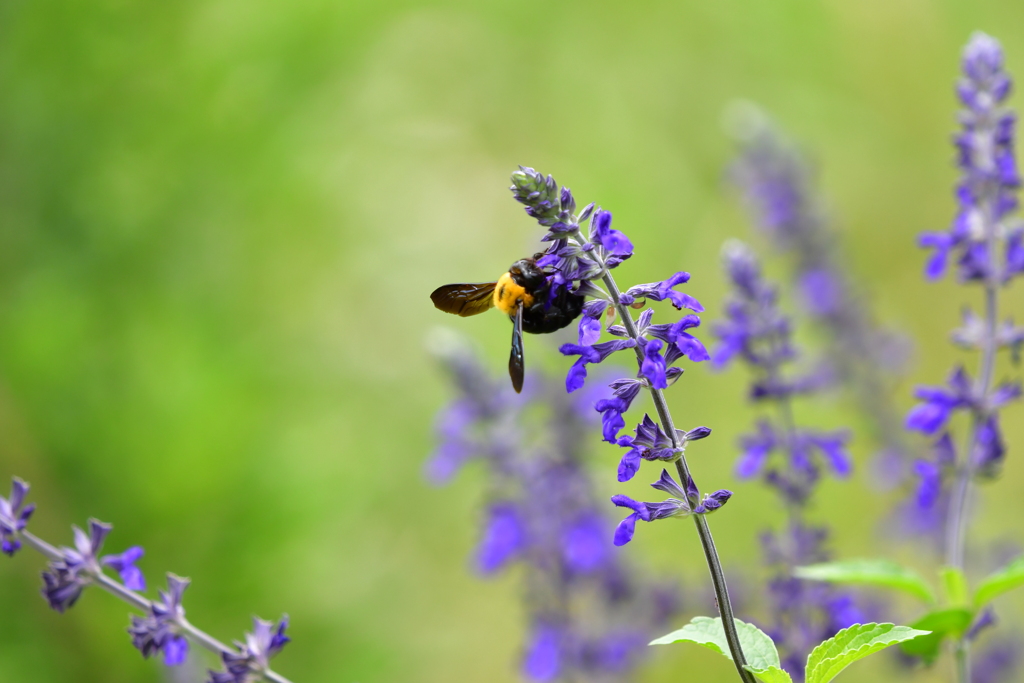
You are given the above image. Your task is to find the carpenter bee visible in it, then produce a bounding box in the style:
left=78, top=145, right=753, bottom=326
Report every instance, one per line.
left=431, top=254, right=585, bottom=393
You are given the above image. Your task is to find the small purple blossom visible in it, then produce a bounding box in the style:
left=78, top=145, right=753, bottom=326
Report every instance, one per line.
left=972, top=414, right=1006, bottom=476
left=102, top=546, right=146, bottom=591
left=640, top=339, right=668, bottom=389
left=610, top=470, right=721, bottom=546
left=559, top=339, right=635, bottom=392
left=128, top=573, right=191, bottom=666
left=590, top=209, right=633, bottom=257
left=476, top=502, right=525, bottom=574
left=522, top=624, right=562, bottom=682
left=905, top=367, right=974, bottom=434
left=41, top=519, right=112, bottom=612
left=624, top=272, right=704, bottom=312
left=209, top=616, right=290, bottom=683
left=0, top=477, right=35, bottom=557
left=614, top=415, right=679, bottom=483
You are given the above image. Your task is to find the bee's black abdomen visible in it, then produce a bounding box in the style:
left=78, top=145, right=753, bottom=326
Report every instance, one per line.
left=521, top=287, right=585, bottom=334
left=508, top=254, right=586, bottom=334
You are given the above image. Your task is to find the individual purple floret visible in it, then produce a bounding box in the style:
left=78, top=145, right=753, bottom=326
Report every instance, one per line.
left=128, top=573, right=191, bottom=666
left=41, top=519, right=112, bottom=612
left=428, top=332, right=681, bottom=682
left=0, top=477, right=35, bottom=557
left=209, top=616, right=290, bottom=683
left=612, top=470, right=732, bottom=546
left=102, top=546, right=147, bottom=591
left=712, top=240, right=861, bottom=679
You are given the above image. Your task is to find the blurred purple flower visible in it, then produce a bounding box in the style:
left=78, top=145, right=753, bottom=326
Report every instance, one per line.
left=0, top=477, right=35, bottom=557
left=128, top=573, right=191, bottom=666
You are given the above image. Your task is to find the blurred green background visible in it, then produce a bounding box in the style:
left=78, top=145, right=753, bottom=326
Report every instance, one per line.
left=1, top=1, right=1023, bottom=681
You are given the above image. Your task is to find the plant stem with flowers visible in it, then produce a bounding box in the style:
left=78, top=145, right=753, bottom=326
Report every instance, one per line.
left=508, top=167, right=931, bottom=683
left=795, top=32, right=1024, bottom=683
left=712, top=241, right=863, bottom=680
left=0, top=477, right=292, bottom=683
left=510, top=165, right=755, bottom=683
left=915, top=32, right=1023, bottom=683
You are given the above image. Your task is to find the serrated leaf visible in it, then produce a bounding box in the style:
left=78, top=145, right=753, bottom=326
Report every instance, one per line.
left=899, top=608, right=973, bottom=664
left=974, top=555, right=1024, bottom=609
left=650, top=616, right=781, bottom=672
left=804, top=623, right=930, bottom=683
left=745, top=665, right=794, bottom=683
left=794, top=560, right=935, bottom=605
left=940, top=566, right=969, bottom=606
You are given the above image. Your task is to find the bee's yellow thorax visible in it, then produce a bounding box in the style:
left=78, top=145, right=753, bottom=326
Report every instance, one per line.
left=493, top=272, right=534, bottom=315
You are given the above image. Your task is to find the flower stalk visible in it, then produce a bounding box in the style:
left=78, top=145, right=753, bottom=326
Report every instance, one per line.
left=573, top=239, right=756, bottom=683
left=2, top=479, right=293, bottom=683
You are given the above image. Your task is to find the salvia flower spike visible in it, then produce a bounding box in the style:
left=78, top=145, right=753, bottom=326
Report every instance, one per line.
left=2, top=476, right=293, bottom=683
left=728, top=106, right=913, bottom=484
left=510, top=167, right=755, bottom=683
left=713, top=240, right=863, bottom=677
left=900, top=31, right=1022, bottom=682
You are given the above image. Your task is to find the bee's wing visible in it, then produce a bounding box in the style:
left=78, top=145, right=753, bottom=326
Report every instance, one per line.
left=430, top=282, right=497, bottom=317
left=509, top=300, right=525, bottom=393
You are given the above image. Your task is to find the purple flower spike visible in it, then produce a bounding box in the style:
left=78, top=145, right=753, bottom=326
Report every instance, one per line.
left=129, top=573, right=191, bottom=666
left=921, top=33, right=1020, bottom=284
left=102, top=546, right=147, bottom=591
left=0, top=477, right=35, bottom=557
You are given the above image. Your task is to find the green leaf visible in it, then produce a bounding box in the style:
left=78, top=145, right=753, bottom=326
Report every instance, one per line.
left=974, top=555, right=1024, bottom=609
left=940, top=566, right=969, bottom=606
left=650, top=616, right=781, bottom=672
left=804, top=623, right=931, bottom=683
left=899, top=608, right=974, bottom=664
left=745, top=665, right=794, bottom=683
left=794, top=560, right=935, bottom=604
